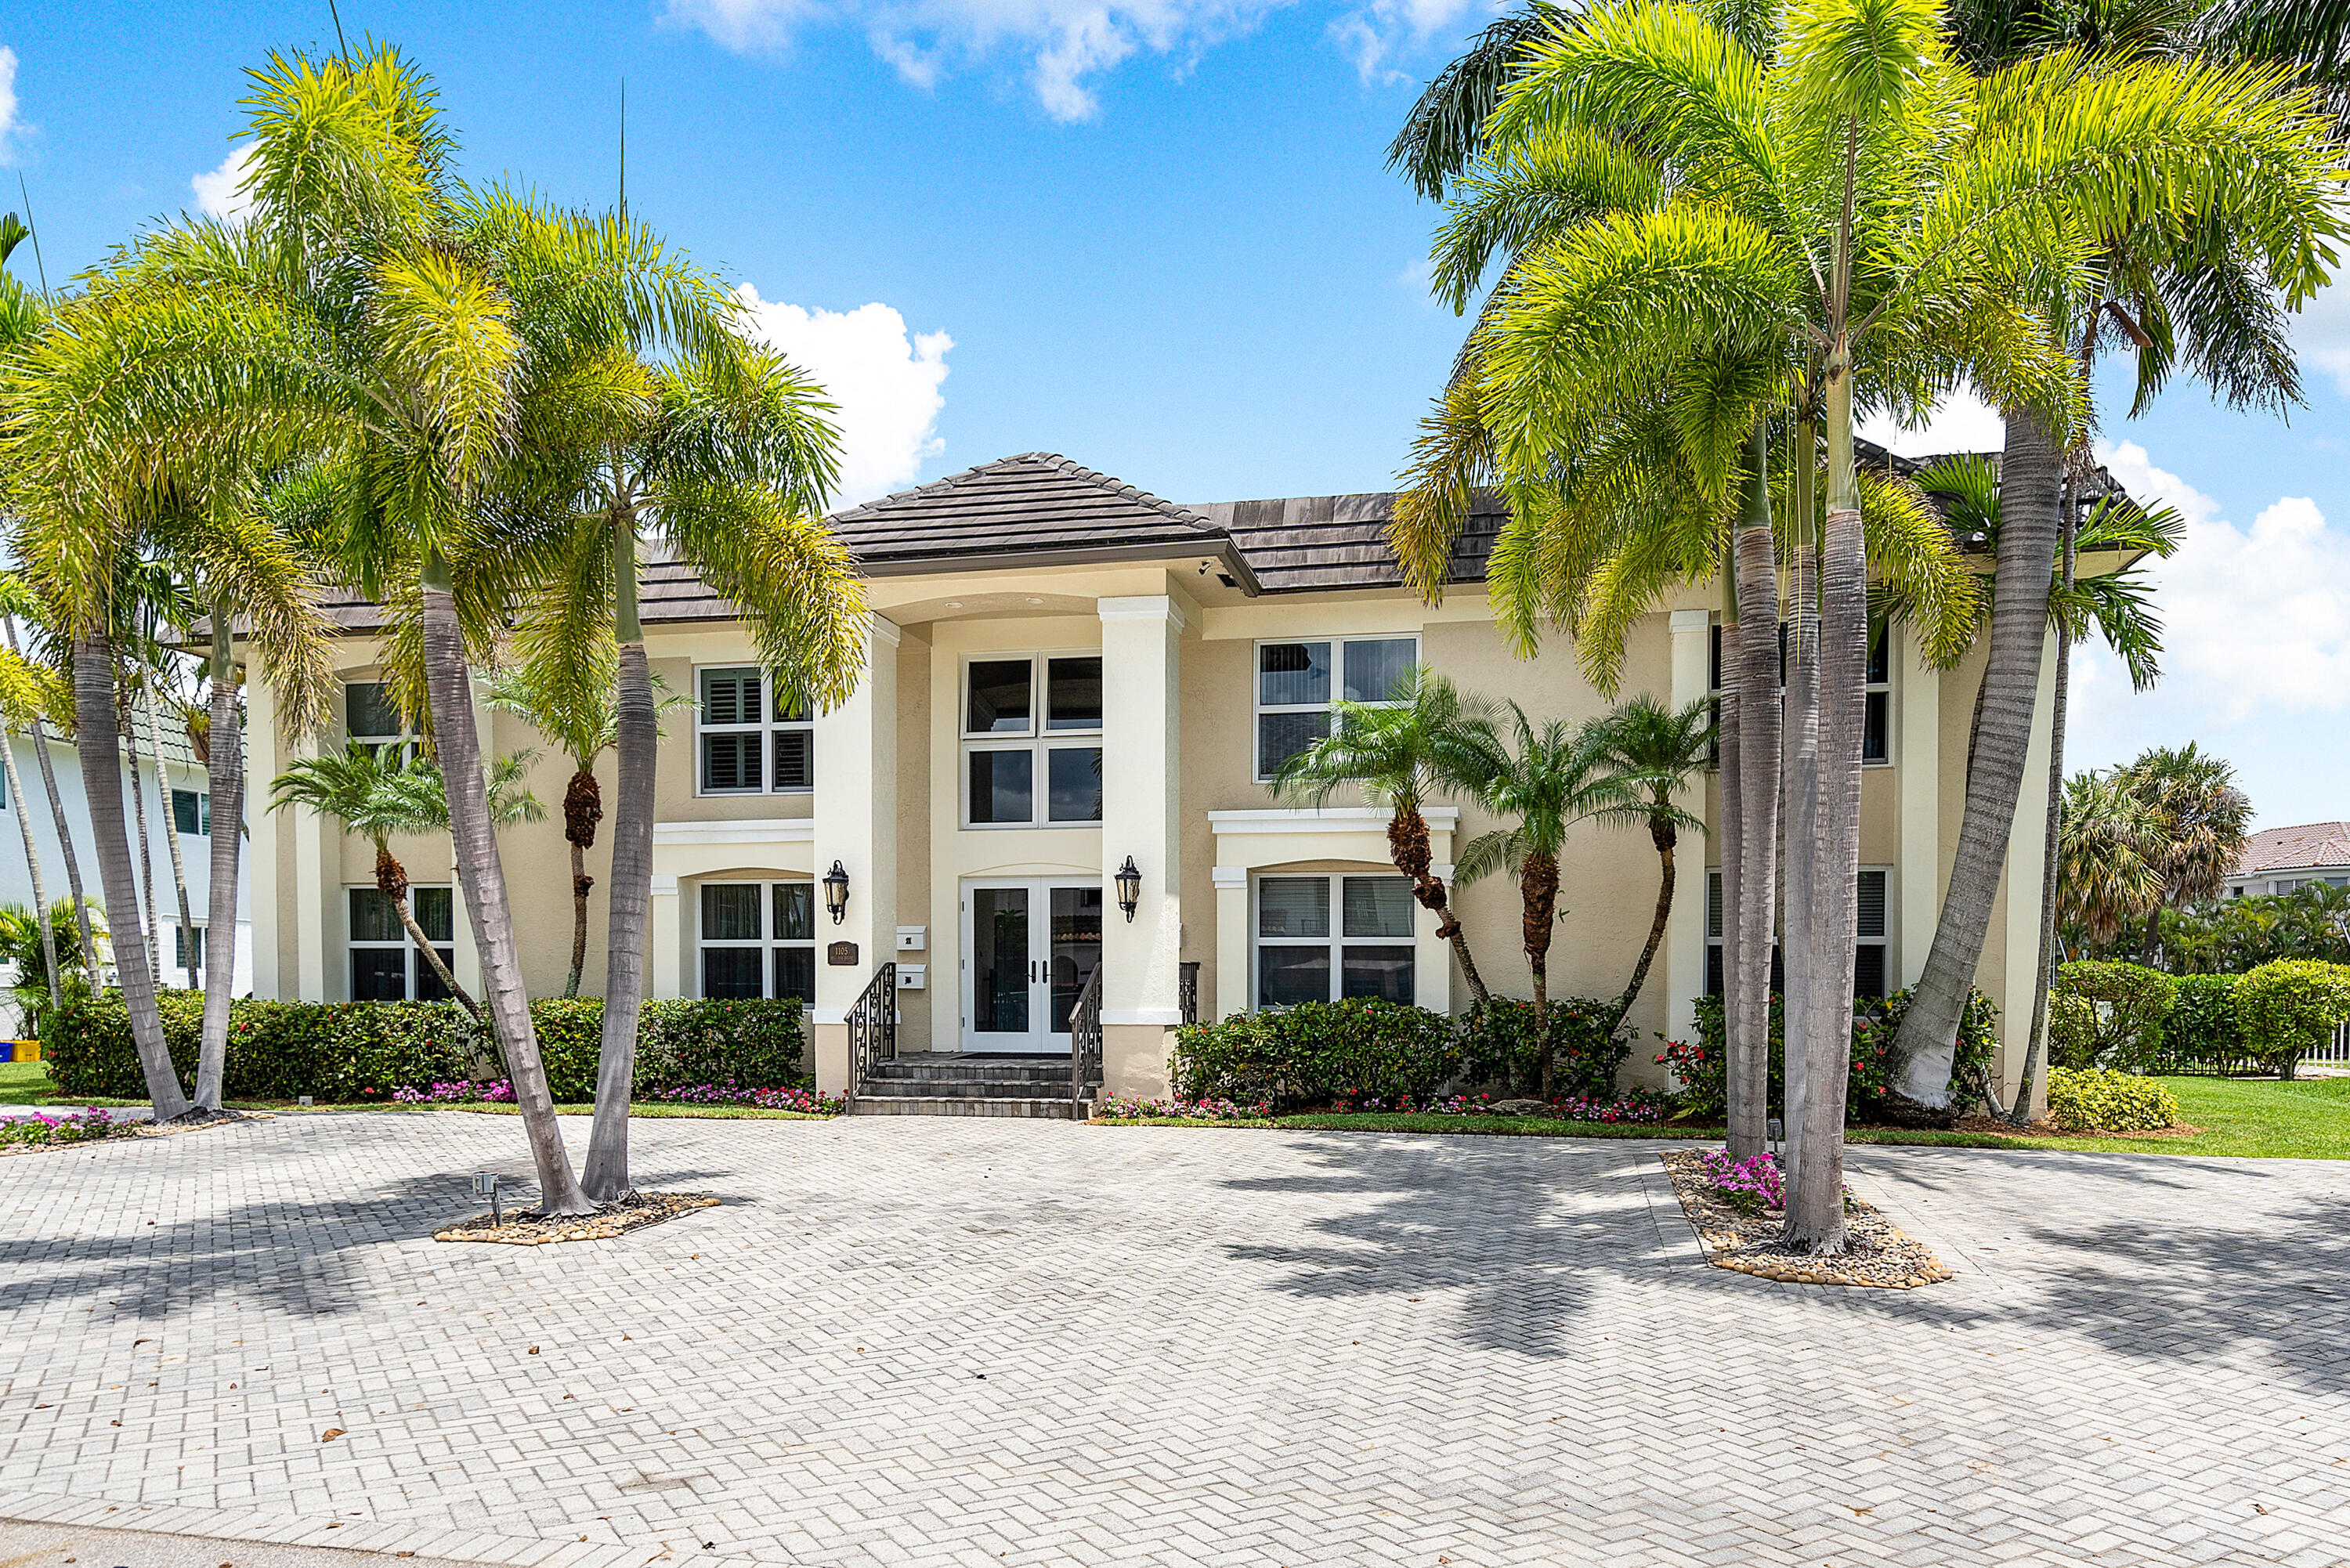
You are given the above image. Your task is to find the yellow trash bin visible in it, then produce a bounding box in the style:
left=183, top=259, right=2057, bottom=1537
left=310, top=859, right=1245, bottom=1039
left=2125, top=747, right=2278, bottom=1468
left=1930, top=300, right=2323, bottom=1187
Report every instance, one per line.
left=9, top=1041, right=39, bottom=1063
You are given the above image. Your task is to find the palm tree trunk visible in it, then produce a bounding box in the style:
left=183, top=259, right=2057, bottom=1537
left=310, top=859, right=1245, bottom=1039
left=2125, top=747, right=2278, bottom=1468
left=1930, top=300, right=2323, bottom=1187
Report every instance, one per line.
left=6, top=615, right=98, bottom=975
left=143, top=685, right=197, bottom=990
left=124, top=693, right=161, bottom=961
left=1612, top=816, right=1676, bottom=1030
left=1786, top=345, right=1864, bottom=1255
left=374, top=839, right=481, bottom=1017
left=1891, top=408, right=2065, bottom=1108
left=565, top=826, right=591, bottom=999
left=419, top=553, right=591, bottom=1216
left=74, top=631, right=190, bottom=1120
left=584, top=508, right=655, bottom=1201
left=1729, top=424, right=1779, bottom=1162
left=1781, top=415, right=1820, bottom=1189
left=196, top=605, right=241, bottom=1111
left=1523, top=849, right=1558, bottom=1097
left=1718, top=565, right=1743, bottom=1121
left=2008, top=481, right=2077, bottom=1125
left=1388, top=807, right=1489, bottom=1005
left=0, top=730, right=60, bottom=1018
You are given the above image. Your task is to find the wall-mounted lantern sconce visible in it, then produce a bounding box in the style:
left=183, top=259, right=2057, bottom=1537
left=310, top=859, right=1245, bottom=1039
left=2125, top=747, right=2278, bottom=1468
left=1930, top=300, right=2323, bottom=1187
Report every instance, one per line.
left=823, top=860, right=851, bottom=925
left=1115, top=856, right=1142, bottom=923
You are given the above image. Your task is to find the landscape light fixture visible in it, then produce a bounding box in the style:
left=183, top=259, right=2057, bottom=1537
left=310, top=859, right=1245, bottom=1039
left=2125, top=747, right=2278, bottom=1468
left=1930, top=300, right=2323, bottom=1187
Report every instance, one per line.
left=1115, top=857, right=1142, bottom=923
left=472, top=1171, right=504, bottom=1227
left=823, top=860, right=851, bottom=925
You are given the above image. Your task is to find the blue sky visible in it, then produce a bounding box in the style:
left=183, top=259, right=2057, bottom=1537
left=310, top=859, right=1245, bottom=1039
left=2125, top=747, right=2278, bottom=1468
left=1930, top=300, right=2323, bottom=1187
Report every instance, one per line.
left=5, top=1, right=2348, bottom=829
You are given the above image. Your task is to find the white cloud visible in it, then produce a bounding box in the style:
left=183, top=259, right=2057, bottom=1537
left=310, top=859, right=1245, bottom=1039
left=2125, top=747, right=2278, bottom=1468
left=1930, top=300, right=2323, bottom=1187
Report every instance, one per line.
left=0, top=46, right=24, bottom=165
left=1856, top=384, right=2008, bottom=458
left=190, top=145, right=258, bottom=225
left=1330, top=0, right=1491, bottom=86
left=665, top=0, right=1290, bottom=122
left=2290, top=271, right=2350, bottom=400
left=734, top=284, right=953, bottom=507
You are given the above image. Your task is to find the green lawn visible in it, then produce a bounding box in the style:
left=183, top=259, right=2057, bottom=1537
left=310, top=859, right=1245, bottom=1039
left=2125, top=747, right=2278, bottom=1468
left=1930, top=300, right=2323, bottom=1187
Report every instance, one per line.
left=1, top=1060, right=57, bottom=1105
left=1108, top=1075, right=2350, bottom=1160
left=0, top=1064, right=830, bottom=1120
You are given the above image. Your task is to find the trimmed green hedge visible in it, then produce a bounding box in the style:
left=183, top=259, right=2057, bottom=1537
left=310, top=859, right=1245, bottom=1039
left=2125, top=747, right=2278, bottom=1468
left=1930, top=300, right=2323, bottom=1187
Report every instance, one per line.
left=2234, top=959, right=2350, bottom=1082
left=44, top=992, right=804, bottom=1103
left=1170, top=999, right=1463, bottom=1109
left=1455, top=996, right=1632, bottom=1100
left=1672, top=986, right=2000, bottom=1120
left=2044, top=1066, right=2181, bottom=1133
left=2052, top=961, right=2176, bottom=1071
left=2162, top=974, right=2247, bottom=1073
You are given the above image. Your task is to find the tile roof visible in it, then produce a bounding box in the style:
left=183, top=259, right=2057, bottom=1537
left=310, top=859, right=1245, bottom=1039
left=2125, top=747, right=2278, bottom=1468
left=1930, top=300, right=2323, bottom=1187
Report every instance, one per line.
left=2232, top=822, right=2350, bottom=876
left=832, top=452, right=1230, bottom=569
left=1190, top=491, right=1504, bottom=594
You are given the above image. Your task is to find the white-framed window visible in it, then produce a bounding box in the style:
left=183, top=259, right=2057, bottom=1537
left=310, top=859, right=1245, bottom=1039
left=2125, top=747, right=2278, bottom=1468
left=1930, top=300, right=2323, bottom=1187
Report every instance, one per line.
left=1705, top=866, right=1889, bottom=998
left=1254, top=635, right=1418, bottom=782
left=172, top=788, right=211, bottom=836
left=1253, top=873, right=1416, bottom=1007
left=696, top=667, right=814, bottom=796
left=344, top=681, right=418, bottom=762
left=172, top=923, right=205, bottom=974
left=349, top=885, right=455, bottom=1001
left=697, top=880, right=817, bottom=1002
left=961, top=654, right=1104, bottom=829
left=1705, top=621, right=1892, bottom=765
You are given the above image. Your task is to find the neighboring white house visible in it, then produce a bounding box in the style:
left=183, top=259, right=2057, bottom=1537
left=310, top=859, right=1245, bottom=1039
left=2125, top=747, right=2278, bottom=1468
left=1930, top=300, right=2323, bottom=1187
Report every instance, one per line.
left=2225, top=822, right=2350, bottom=899
left=0, top=710, right=253, bottom=1034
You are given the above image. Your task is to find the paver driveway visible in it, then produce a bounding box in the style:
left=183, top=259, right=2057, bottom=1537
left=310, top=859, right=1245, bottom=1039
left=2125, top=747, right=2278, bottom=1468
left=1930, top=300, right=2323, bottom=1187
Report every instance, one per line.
left=4, top=1113, right=2348, bottom=1568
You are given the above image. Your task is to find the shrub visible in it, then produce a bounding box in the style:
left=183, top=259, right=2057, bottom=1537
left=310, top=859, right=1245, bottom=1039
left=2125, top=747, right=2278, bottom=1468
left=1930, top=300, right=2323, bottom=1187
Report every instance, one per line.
left=1695, top=1148, right=1784, bottom=1212
left=44, top=992, right=806, bottom=1103
left=2052, top=961, right=2176, bottom=1071
left=1456, top=995, right=1631, bottom=1100
left=0, top=1106, right=118, bottom=1147
left=2047, top=992, right=2098, bottom=1069
left=2233, top=959, right=2350, bottom=1081
left=1671, top=986, right=1997, bottom=1120
left=1168, top=999, right=1461, bottom=1109
left=2044, top=1066, right=2181, bottom=1133
left=1092, top=1095, right=1271, bottom=1122
left=2162, top=974, right=2247, bottom=1073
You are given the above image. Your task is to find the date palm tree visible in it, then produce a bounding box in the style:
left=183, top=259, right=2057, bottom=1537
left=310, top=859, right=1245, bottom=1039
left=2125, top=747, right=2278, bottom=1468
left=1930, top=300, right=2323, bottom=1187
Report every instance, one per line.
left=1272, top=669, right=1506, bottom=1004
left=1391, top=0, right=2336, bottom=1251
left=485, top=660, right=692, bottom=999
left=1455, top=703, right=1640, bottom=1095
left=1589, top=693, right=1712, bottom=1030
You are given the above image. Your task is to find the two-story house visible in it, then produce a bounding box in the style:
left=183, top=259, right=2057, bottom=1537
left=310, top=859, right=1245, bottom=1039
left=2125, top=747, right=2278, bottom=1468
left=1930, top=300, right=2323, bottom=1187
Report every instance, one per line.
left=242, top=448, right=2070, bottom=1111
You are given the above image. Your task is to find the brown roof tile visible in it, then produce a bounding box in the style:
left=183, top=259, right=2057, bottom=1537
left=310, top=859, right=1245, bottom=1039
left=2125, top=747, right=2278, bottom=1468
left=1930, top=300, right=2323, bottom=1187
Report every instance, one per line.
left=2233, top=823, right=2350, bottom=876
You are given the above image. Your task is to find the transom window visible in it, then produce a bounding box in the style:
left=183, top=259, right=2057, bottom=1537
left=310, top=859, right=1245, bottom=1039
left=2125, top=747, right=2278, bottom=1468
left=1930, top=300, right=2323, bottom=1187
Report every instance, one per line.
left=699, top=880, right=817, bottom=1003
left=1705, top=867, right=1888, bottom=998
left=1253, top=873, right=1416, bottom=1007
left=963, top=655, right=1104, bottom=829
left=698, top=668, right=814, bottom=795
left=1254, top=637, right=1417, bottom=782
left=349, top=886, right=455, bottom=1002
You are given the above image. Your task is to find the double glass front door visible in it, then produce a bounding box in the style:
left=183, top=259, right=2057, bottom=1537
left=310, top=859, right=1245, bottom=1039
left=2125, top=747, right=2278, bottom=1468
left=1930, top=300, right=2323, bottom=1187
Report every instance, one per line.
left=963, top=880, right=1103, bottom=1052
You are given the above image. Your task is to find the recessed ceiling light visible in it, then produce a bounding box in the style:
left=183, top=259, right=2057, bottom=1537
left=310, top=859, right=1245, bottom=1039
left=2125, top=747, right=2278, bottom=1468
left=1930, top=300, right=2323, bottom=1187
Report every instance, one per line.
left=1025, top=597, right=1043, bottom=605
left=944, top=601, right=962, bottom=609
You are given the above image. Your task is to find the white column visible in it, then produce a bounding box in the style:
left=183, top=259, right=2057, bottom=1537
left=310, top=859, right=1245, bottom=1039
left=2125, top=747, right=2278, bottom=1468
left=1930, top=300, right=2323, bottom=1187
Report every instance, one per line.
left=1098, top=594, right=1184, bottom=1097
left=291, top=723, right=329, bottom=1003
left=650, top=874, right=682, bottom=1001
left=1417, top=856, right=1455, bottom=1016
left=1999, top=628, right=2061, bottom=1118
left=1898, top=622, right=1941, bottom=987
left=812, top=616, right=901, bottom=1094
left=248, top=669, right=281, bottom=999
left=1212, top=865, right=1248, bottom=1021
left=1664, top=608, right=1712, bottom=1049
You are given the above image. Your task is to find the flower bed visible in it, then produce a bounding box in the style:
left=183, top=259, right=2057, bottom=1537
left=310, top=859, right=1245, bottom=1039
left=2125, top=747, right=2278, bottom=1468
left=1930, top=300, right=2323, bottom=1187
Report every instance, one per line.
left=1093, top=1095, right=1271, bottom=1122
left=1661, top=1148, right=1952, bottom=1289
left=0, top=1106, right=118, bottom=1150
left=394, top=1079, right=515, bottom=1104
left=1338, top=1089, right=1668, bottom=1122
left=654, top=1083, right=842, bottom=1115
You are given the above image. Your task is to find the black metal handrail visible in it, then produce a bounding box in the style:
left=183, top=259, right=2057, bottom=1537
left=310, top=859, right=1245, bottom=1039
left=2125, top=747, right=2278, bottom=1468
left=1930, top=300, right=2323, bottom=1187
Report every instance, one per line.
left=1069, top=962, right=1104, bottom=1115
left=847, top=961, right=897, bottom=1112
left=1178, top=961, right=1201, bottom=1026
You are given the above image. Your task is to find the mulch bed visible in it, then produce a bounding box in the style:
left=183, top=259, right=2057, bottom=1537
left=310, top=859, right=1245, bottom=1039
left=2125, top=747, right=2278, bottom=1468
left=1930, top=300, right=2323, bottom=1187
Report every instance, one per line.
left=434, top=1190, right=719, bottom=1245
left=1660, top=1150, right=1955, bottom=1290
left=1951, top=1115, right=2202, bottom=1140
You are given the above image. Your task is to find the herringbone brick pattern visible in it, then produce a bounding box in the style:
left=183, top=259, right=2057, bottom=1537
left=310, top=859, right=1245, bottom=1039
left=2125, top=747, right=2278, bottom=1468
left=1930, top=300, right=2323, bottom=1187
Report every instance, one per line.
left=4, top=1114, right=2346, bottom=1566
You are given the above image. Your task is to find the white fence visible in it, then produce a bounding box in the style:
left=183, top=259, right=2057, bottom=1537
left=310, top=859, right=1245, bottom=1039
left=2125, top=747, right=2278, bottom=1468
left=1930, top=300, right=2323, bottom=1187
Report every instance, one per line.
left=2312, top=1020, right=2350, bottom=1067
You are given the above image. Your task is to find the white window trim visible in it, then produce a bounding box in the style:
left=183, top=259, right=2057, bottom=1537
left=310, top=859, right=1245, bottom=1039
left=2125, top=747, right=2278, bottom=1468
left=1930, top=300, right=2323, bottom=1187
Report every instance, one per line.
left=1249, top=871, right=1419, bottom=1010
left=692, top=665, right=815, bottom=798
left=343, top=680, right=418, bottom=762
left=172, top=787, right=212, bottom=836
left=1862, top=623, right=1893, bottom=769
left=1252, top=634, right=1419, bottom=784
left=959, top=652, right=1104, bottom=830
left=346, top=883, right=455, bottom=1002
left=694, top=878, right=819, bottom=1001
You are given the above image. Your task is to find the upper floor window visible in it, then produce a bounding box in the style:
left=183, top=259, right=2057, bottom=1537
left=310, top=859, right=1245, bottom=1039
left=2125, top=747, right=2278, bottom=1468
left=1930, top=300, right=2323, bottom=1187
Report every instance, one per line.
left=1254, top=636, right=1417, bottom=782
left=698, top=667, right=814, bottom=796
left=172, top=789, right=212, bottom=836
left=344, top=681, right=418, bottom=762
left=1705, top=621, right=1892, bottom=765
left=964, top=655, right=1103, bottom=828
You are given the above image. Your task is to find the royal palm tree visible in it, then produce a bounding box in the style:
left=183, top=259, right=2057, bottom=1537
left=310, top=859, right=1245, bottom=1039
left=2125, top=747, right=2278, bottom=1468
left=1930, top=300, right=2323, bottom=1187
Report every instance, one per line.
left=486, top=660, right=692, bottom=999
left=1455, top=704, right=1639, bottom=1095
left=1589, top=694, right=1712, bottom=1029
left=1391, top=0, right=2335, bottom=1251
left=1273, top=669, right=1505, bottom=1003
